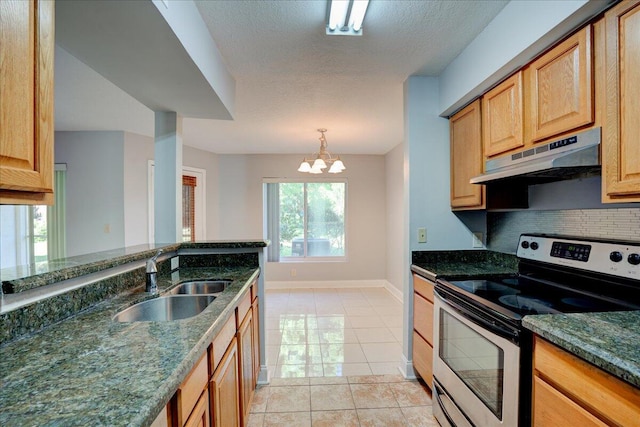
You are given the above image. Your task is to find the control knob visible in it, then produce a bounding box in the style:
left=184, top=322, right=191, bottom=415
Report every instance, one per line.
left=530, top=242, right=539, bottom=250
left=521, top=241, right=529, bottom=249
left=629, top=253, right=640, bottom=266
left=609, top=251, right=623, bottom=263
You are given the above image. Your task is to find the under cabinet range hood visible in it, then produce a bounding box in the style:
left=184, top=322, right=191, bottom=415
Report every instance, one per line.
left=470, top=127, right=601, bottom=185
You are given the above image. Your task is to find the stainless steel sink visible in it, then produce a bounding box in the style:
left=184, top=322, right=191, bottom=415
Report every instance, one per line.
left=113, top=295, right=216, bottom=322
left=168, top=280, right=231, bottom=295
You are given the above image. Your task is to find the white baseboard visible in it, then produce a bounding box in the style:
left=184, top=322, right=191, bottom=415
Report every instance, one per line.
left=399, top=354, right=417, bottom=380
left=265, top=279, right=404, bottom=302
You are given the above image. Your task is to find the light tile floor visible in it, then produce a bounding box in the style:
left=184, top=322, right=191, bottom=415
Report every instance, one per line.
left=252, top=287, right=439, bottom=426
left=265, top=287, right=405, bottom=378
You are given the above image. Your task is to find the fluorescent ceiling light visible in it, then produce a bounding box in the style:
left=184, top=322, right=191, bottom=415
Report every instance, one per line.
left=326, top=0, right=370, bottom=36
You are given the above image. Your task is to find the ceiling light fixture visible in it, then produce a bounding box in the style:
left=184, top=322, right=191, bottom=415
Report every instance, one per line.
left=326, top=0, right=370, bottom=36
left=298, top=129, right=346, bottom=174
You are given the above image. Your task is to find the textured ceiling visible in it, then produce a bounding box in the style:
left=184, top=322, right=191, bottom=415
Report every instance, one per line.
left=55, top=0, right=509, bottom=155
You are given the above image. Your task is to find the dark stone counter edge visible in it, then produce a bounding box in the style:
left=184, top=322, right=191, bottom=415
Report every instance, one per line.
left=2, top=240, right=269, bottom=293
left=522, top=316, right=640, bottom=389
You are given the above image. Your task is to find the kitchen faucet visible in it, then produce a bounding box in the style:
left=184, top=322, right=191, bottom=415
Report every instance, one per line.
left=145, top=249, right=163, bottom=294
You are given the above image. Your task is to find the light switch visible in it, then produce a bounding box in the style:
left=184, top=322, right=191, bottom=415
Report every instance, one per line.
left=418, top=227, right=427, bottom=243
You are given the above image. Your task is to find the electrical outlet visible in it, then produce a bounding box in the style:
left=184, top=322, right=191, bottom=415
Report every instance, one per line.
left=290, top=268, right=297, bottom=277
left=418, top=227, right=427, bottom=243
left=472, top=232, right=484, bottom=248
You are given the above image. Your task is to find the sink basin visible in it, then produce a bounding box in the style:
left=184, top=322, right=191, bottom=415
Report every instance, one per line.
left=168, top=280, right=231, bottom=295
left=113, top=295, right=216, bottom=322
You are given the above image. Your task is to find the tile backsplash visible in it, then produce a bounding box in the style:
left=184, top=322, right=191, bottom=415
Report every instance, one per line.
left=488, top=208, right=640, bottom=254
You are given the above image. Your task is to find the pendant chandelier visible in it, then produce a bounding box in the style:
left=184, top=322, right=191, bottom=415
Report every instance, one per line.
left=297, top=129, right=346, bottom=174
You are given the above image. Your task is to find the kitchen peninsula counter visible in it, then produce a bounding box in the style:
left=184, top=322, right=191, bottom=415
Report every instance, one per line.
left=0, top=265, right=259, bottom=426
left=523, top=311, right=640, bottom=389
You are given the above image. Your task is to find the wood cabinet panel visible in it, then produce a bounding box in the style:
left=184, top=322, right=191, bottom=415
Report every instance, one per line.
left=211, top=316, right=236, bottom=372
left=450, top=100, right=485, bottom=210
left=210, top=337, right=240, bottom=427
left=413, top=274, right=434, bottom=303
left=184, top=391, right=210, bottom=427
left=0, top=0, right=54, bottom=204
left=482, top=72, right=524, bottom=157
left=413, top=293, right=433, bottom=345
left=252, top=301, right=260, bottom=381
left=533, top=336, right=640, bottom=426
left=412, top=331, right=433, bottom=386
left=176, top=353, right=209, bottom=426
left=603, top=0, right=640, bottom=202
left=527, top=25, right=594, bottom=143
left=238, top=309, right=255, bottom=427
left=533, top=376, right=607, bottom=427
left=236, top=291, right=251, bottom=330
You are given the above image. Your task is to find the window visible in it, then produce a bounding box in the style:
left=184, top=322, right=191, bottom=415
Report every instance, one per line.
left=266, top=181, right=346, bottom=261
left=0, top=166, right=67, bottom=270
left=182, top=175, right=197, bottom=242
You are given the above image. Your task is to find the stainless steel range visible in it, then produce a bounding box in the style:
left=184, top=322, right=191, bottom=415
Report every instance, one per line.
left=432, top=233, right=640, bottom=427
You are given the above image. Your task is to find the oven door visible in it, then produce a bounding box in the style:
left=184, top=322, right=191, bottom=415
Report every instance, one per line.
left=433, top=289, right=520, bottom=427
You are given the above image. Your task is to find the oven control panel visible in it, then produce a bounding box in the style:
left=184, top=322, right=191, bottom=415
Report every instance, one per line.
left=517, top=234, right=640, bottom=280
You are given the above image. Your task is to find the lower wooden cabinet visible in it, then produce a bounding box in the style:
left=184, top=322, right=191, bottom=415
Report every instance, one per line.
left=412, top=273, right=435, bottom=386
left=184, top=391, right=211, bottom=427
left=532, top=336, right=640, bottom=426
left=238, top=308, right=255, bottom=426
left=210, top=337, right=241, bottom=427
left=166, top=280, right=261, bottom=427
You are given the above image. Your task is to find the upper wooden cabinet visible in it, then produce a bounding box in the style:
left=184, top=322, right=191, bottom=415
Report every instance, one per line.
left=482, top=72, right=524, bottom=157
left=602, top=0, right=640, bottom=203
left=0, top=0, right=55, bottom=205
left=450, top=100, right=485, bottom=210
left=527, top=25, right=594, bottom=143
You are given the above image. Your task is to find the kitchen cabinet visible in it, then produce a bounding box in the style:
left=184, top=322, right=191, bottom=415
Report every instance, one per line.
left=184, top=392, right=211, bottom=427
left=238, top=307, right=254, bottom=426
left=450, top=99, right=485, bottom=210
left=482, top=72, right=524, bottom=157
left=532, top=336, right=640, bottom=426
left=412, top=273, right=434, bottom=386
left=0, top=0, right=55, bottom=205
left=602, top=0, right=640, bottom=203
left=210, top=337, right=240, bottom=427
left=175, top=353, right=210, bottom=427
left=527, top=25, right=594, bottom=143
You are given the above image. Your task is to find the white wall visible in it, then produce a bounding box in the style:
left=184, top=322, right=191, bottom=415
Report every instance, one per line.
left=123, top=132, right=154, bottom=247
left=385, top=143, right=404, bottom=293
left=55, top=131, right=125, bottom=256
left=217, top=153, right=387, bottom=283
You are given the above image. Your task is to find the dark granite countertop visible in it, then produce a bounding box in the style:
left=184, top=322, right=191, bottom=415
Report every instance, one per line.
left=0, top=266, right=259, bottom=426
left=523, top=311, right=640, bottom=388
left=411, top=250, right=518, bottom=281
left=1, top=240, right=268, bottom=294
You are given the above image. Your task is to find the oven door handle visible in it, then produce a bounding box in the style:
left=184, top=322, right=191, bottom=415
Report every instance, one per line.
left=433, top=381, right=474, bottom=427
left=434, top=288, right=520, bottom=342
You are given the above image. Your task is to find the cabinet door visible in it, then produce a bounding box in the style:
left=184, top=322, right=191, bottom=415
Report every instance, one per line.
left=602, top=0, right=640, bottom=202
left=527, top=25, right=594, bottom=143
left=412, top=331, right=433, bottom=386
left=238, top=309, right=255, bottom=426
left=533, top=377, right=607, bottom=427
left=413, top=293, right=433, bottom=346
left=184, top=391, right=210, bottom=427
left=450, top=100, right=485, bottom=209
left=210, top=338, right=240, bottom=427
left=0, top=0, right=54, bottom=204
left=482, top=72, right=524, bottom=157
left=251, top=301, right=260, bottom=382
